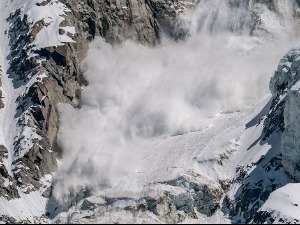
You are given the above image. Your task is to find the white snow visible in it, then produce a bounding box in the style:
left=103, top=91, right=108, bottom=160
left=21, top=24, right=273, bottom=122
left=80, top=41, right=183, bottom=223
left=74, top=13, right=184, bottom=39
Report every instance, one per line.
left=0, top=0, right=76, bottom=162
left=99, top=94, right=272, bottom=195
left=52, top=94, right=274, bottom=223
left=53, top=0, right=300, bottom=223
left=0, top=0, right=21, bottom=174
left=23, top=0, right=75, bottom=49
left=260, top=183, right=300, bottom=223
left=0, top=191, right=48, bottom=222
left=0, top=0, right=72, bottom=221
left=15, top=125, right=42, bottom=158
left=60, top=26, right=76, bottom=36
left=0, top=0, right=300, bottom=223
left=3, top=178, right=12, bottom=188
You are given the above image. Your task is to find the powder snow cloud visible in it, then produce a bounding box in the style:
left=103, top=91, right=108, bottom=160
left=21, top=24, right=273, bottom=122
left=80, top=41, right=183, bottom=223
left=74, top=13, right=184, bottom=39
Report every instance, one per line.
left=52, top=0, right=298, bottom=201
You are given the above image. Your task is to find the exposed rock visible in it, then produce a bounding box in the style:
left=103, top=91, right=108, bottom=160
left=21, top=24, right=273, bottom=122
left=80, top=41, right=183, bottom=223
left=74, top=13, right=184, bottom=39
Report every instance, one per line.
left=267, top=46, right=300, bottom=180
left=42, top=186, right=53, bottom=198
left=0, top=145, right=19, bottom=199
left=51, top=175, right=223, bottom=224
left=61, top=0, right=196, bottom=46
left=2, top=0, right=300, bottom=224
left=163, top=176, right=223, bottom=217
left=29, top=19, right=46, bottom=43
left=222, top=39, right=300, bottom=224
left=216, top=3, right=300, bottom=222
left=0, top=0, right=196, bottom=199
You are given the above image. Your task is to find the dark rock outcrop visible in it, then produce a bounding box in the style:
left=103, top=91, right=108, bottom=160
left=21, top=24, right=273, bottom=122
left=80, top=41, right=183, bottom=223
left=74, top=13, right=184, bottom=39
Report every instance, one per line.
left=1, top=0, right=196, bottom=199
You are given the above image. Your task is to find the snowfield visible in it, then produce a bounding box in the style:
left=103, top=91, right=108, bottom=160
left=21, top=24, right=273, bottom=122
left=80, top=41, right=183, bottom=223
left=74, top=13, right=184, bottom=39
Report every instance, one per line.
left=1, top=0, right=300, bottom=223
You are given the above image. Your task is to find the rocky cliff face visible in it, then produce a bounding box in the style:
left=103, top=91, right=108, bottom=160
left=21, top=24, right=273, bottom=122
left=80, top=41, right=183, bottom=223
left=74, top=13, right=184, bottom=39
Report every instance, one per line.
left=220, top=1, right=300, bottom=222
left=1, top=0, right=300, bottom=224
left=235, top=43, right=300, bottom=225
left=0, top=0, right=196, bottom=201
left=51, top=175, right=223, bottom=224
left=269, top=46, right=300, bottom=180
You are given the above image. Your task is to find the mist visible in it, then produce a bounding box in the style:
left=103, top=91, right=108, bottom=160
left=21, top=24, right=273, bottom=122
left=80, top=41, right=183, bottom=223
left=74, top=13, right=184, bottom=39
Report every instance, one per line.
left=53, top=0, right=299, bottom=201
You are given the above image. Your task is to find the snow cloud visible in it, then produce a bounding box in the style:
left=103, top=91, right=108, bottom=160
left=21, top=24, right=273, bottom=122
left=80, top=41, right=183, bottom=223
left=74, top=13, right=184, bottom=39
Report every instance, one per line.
left=53, top=0, right=299, bottom=201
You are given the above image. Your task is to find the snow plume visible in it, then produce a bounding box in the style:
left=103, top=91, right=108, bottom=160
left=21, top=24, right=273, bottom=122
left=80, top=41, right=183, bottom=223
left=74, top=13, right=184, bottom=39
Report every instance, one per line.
left=53, top=0, right=299, bottom=200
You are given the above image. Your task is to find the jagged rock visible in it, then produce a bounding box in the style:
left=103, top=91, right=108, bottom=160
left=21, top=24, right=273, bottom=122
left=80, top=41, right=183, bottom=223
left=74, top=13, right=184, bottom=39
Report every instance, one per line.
left=0, top=0, right=196, bottom=198
left=29, top=20, right=46, bottom=43
left=42, top=186, right=52, bottom=198
left=50, top=174, right=223, bottom=224
left=0, top=145, right=19, bottom=199
left=163, top=176, right=223, bottom=217
left=2, top=0, right=300, bottom=223
left=267, top=46, right=300, bottom=180
left=221, top=42, right=300, bottom=224
left=62, top=0, right=196, bottom=46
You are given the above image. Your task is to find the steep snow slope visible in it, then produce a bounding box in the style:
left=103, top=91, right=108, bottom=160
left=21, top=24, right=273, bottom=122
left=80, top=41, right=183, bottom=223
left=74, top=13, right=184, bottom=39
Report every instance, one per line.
left=1, top=0, right=300, bottom=223
left=0, top=0, right=46, bottom=222
left=0, top=0, right=197, bottom=223
left=0, top=0, right=76, bottom=222
left=250, top=42, right=300, bottom=224
left=0, top=0, right=15, bottom=172
left=52, top=95, right=270, bottom=224
left=259, top=183, right=300, bottom=223
left=52, top=0, right=300, bottom=224
left=6, top=0, right=76, bottom=160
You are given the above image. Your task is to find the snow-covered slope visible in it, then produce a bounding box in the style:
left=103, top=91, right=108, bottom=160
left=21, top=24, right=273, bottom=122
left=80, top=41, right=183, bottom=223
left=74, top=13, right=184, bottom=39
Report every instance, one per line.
left=1, top=0, right=300, bottom=224
left=50, top=0, right=300, bottom=224
left=0, top=0, right=197, bottom=223
left=258, top=183, right=300, bottom=223
left=51, top=95, right=271, bottom=224
left=0, top=0, right=79, bottom=222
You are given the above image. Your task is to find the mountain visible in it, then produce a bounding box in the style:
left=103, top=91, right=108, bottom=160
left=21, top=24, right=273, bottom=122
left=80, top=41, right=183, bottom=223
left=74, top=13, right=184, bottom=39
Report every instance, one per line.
left=0, top=0, right=300, bottom=223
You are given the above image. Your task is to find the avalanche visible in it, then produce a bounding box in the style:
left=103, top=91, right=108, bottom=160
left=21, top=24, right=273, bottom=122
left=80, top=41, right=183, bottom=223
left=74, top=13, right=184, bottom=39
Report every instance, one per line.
left=1, top=0, right=300, bottom=224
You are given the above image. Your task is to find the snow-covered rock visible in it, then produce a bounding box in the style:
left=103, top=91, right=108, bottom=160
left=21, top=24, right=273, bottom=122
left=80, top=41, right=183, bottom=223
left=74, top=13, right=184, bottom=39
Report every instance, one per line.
left=272, top=46, right=300, bottom=181
left=0, top=0, right=197, bottom=222
left=1, top=0, right=300, bottom=223
left=256, top=183, right=300, bottom=223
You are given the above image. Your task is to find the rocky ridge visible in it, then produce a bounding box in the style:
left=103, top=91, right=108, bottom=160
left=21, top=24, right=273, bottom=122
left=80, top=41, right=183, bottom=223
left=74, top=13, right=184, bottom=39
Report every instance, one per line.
left=52, top=175, right=223, bottom=224
left=0, top=0, right=196, bottom=202
left=1, top=0, right=300, bottom=224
